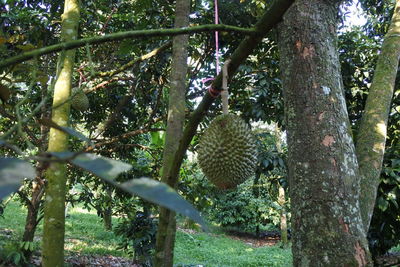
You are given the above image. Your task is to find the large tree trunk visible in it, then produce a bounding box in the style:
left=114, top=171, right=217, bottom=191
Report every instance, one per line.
left=41, top=1, right=80, bottom=266
left=153, top=0, right=190, bottom=266
left=278, top=0, right=371, bottom=265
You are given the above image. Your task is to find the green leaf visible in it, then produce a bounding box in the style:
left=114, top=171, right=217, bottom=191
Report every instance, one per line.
left=51, top=152, right=207, bottom=229
left=150, top=131, right=164, bottom=147
left=278, top=157, right=285, bottom=168
left=0, top=158, right=35, bottom=200
left=67, top=153, right=131, bottom=179
left=119, top=178, right=208, bottom=230
left=377, top=197, right=389, bottom=212
left=39, top=118, right=93, bottom=145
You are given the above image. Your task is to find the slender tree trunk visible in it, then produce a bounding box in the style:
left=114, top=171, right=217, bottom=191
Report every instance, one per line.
left=22, top=81, right=49, bottom=261
left=103, top=187, right=113, bottom=231
left=41, top=1, right=80, bottom=266
left=278, top=0, right=371, bottom=265
left=277, top=185, right=288, bottom=247
left=274, top=124, right=288, bottom=247
left=356, top=0, right=400, bottom=232
left=253, top=170, right=261, bottom=238
left=21, top=172, right=45, bottom=260
left=153, top=0, right=190, bottom=266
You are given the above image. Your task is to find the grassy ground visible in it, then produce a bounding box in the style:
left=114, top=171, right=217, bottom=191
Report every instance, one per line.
left=174, top=230, right=292, bottom=267
left=0, top=198, right=292, bottom=266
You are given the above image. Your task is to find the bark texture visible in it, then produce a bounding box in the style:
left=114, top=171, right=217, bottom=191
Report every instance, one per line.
left=278, top=1, right=371, bottom=266
left=21, top=79, right=49, bottom=261
left=356, top=0, right=400, bottom=231
left=41, top=1, right=80, bottom=266
left=153, top=0, right=190, bottom=266
left=21, top=171, right=45, bottom=260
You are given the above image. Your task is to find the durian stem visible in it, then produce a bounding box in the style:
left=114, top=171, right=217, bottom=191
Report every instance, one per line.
left=221, top=59, right=231, bottom=115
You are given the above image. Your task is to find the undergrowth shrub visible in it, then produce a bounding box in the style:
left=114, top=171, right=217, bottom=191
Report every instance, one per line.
left=114, top=211, right=157, bottom=267
left=208, top=179, right=282, bottom=234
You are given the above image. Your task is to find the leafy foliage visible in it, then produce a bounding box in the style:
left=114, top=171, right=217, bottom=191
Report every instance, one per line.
left=368, top=147, right=400, bottom=258
left=114, top=212, right=158, bottom=266
left=208, top=177, right=284, bottom=233
left=0, top=239, right=28, bottom=267
left=339, top=27, right=380, bottom=128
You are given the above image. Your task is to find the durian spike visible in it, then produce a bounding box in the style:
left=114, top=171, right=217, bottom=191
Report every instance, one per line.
left=221, top=59, right=231, bottom=115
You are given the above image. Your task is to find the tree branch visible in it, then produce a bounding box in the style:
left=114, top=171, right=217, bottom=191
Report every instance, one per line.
left=86, top=126, right=164, bottom=151
left=95, top=41, right=172, bottom=78
left=0, top=24, right=255, bottom=69
left=355, top=0, right=400, bottom=231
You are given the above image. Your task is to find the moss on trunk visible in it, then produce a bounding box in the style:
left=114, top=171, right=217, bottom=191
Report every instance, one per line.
left=41, top=1, right=80, bottom=266
left=356, top=0, right=400, bottom=232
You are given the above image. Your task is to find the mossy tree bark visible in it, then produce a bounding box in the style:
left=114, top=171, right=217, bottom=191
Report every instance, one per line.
left=153, top=0, right=190, bottom=266
left=356, top=0, right=400, bottom=232
left=278, top=0, right=372, bottom=265
left=41, top=1, right=80, bottom=266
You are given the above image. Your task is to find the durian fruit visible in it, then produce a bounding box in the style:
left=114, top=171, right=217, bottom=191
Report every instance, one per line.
left=197, top=114, right=258, bottom=189
left=71, top=87, right=89, bottom=111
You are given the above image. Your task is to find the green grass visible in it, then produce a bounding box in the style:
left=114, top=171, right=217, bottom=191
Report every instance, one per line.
left=1, top=199, right=292, bottom=266
left=174, top=231, right=292, bottom=267
left=0, top=199, right=127, bottom=257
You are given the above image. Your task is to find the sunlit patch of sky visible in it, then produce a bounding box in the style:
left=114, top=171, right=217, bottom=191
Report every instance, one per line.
left=341, top=0, right=368, bottom=31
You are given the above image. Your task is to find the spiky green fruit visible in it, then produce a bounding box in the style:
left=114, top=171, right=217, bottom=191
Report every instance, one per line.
left=197, top=114, right=258, bottom=189
left=71, top=87, right=89, bottom=111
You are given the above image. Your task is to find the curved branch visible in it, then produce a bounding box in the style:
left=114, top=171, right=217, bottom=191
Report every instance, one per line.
left=0, top=24, right=255, bottom=69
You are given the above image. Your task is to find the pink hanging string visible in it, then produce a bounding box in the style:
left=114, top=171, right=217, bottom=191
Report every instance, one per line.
left=205, top=0, right=221, bottom=98
left=214, top=0, right=220, bottom=75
